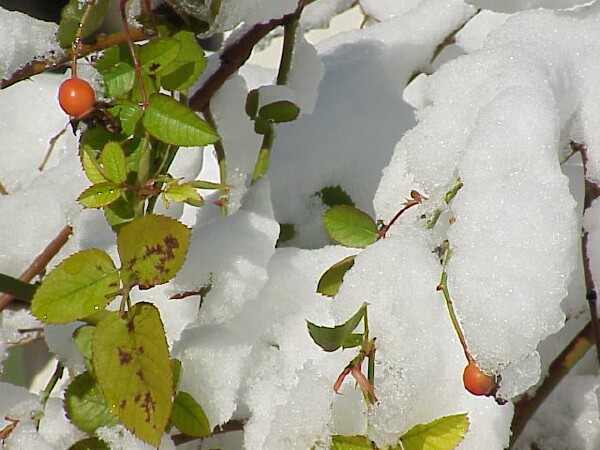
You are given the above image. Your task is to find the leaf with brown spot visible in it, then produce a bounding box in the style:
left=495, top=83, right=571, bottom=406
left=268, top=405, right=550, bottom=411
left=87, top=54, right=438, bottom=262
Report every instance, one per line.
left=117, top=215, right=191, bottom=289
left=92, top=302, right=172, bottom=446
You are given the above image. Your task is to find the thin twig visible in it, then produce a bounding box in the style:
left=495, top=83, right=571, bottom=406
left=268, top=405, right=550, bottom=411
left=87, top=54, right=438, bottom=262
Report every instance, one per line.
left=0, top=225, right=73, bottom=311
left=0, top=28, right=154, bottom=90
left=120, top=0, right=148, bottom=108
left=571, top=141, right=600, bottom=366
left=509, top=320, right=595, bottom=447
left=188, top=1, right=312, bottom=114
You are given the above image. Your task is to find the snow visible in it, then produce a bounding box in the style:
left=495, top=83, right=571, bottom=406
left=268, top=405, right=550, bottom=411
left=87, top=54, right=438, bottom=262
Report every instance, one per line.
left=0, top=8, right=60, bottom=82
left=465, top=0, right=596, bottom=13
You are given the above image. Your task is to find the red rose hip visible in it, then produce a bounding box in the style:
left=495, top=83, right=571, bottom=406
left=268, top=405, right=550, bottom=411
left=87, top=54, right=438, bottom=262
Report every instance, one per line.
left=463, top=361, right=496, bottom=396
left=58, top=77, right=95, bottom=118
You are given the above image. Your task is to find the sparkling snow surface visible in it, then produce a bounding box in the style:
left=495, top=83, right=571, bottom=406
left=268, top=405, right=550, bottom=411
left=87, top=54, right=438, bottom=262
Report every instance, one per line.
left=2, top=1, right=600, bottom=449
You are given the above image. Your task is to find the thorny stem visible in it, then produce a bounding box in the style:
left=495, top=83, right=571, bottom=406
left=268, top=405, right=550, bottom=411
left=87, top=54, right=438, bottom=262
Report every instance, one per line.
left=71, top=0, right=98, bottom=78
left=120, top=0, right=148, bottom=108
left=571, top=141, right=600, bottom=366
left=509, top=320, right=596, bottom=447
left=0, top=225, right=73, bottom=312
left=202, top=107, right=229, bottom=215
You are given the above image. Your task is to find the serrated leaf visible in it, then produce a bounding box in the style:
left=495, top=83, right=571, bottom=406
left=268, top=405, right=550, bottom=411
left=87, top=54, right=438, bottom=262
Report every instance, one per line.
left=161, top=31, right=206, bottom=91
left=78, top=182, right=122, bottom=208
left=399, top=414, right=469, bottom=450
left=139, top=38, right=180, bottom=75
left=307, top=303, right=366, bottom=352
left=171, top=391, right=211, bottom=437
left=81, top=146, right=107, bottom=184
left=143, top=93, right=219, bottom=147
left=31, top=249, right=120, bottom=324
left=94, top=43, right=134, bottom=71
left=101, top=142, right=127, bottom=183
left=317, top=255, right=356, bottom=297
left=165, top=183, right=203, bottom=205
left=331, top=435, right=375, bottom=449
left=58, top=0, right=111, bottom=48
left=258, top=100, right=300, bottom=123
left=92, top=303, right=172, bottom=447
left=117, top=215, right=191, bottom=289
left=103, top=61, right=135, bottom=98
left=323, top=205, right=378, bottom=248
left=65, top=371, right=119, bottom=433
left=68, top=437, right=109, bottom=450
left=111, top=101, right=144, bottom=136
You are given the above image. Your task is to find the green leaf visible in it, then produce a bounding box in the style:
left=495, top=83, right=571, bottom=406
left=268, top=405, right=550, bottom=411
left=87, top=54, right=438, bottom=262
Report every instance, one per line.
left=190, top=180, right=222, bottom=190
left=73, top=325, right=94, bottom=362
left=276, top=223, right=295, bottom=246
left=171, top=391, right=211, bottom=438
left=117, top=215, right=191, bottom=289
left=342, top=333, right=363, bottom=349
left=64, top=371, right=119, bottom=433
left=331, top=435, right=376, bottom=449
left=245, top=89, right=259, bottom=119
left=94, top=43, right=134, bottom=71
left=171, top=359, right=182, bottom=392
left=81, top=146, right=107, bottom=184
left=80, top=127, right=127, bottom=157
left=111, top=101, right=143, bottom=136
left=103, top=62, right=135, bottom=98
left=399, top=414, right=469, bottom=450
left=317, top=185, right=355, bottom=207
left=317, top=255, right=356, bottom=298
left=258, top=100, right=300, bottom=123
left=0, top=272, right=36, bottom=301
left=139, top=38, right=180, bottom=76
left=104, top=195, right=135, bottom=230
left=161, top=31, right=207, bottom=91
left=323, top=205, right=378, bottom=248
left=92, top=303, right=172, bottom=447
left=31, top=249, right=120, bottom=324
left=68, top=437, right=110, bottom=450
left=101, top=142, right=127, bottom=184
left=165, top=183, right=203, bottom=206
left=58, top=0, right=111, bottom=48
left=307, top=303, right=366, bottom=352
left=143, top=93, right=219, bottom=147
left=78, top=182, right=123, bottom=209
